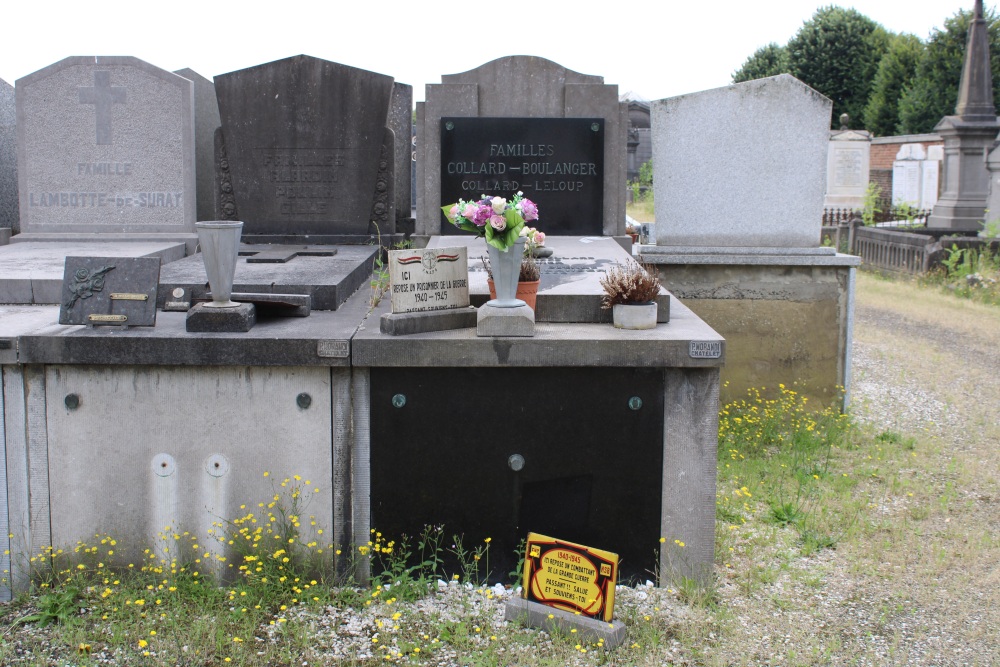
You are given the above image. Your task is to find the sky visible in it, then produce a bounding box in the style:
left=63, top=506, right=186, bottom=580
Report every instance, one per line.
left=0, top=0, right=979, bottom=103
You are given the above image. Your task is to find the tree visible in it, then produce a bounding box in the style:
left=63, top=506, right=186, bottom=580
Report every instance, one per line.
left=897, top=8, right=1000, bottom=134
left=786, top=6, right=891, bottom=128
left=732, top=43, right=790, bottom=83
left=863, top=33, right=924, bottom=136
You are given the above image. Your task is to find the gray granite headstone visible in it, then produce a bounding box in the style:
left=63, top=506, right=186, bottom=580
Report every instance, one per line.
left=16, top=57, right=195, bottom=235
left=650, top=74, right=832, bottom=248
left=173, top=68, right=220, bottom=222
left=416, top=56, right=627, bottom=238
left=0, top=78, right=17, bottom=235
left=59, top=255, right=160, bottom=326
left=213, top=55, right=411, bottom=242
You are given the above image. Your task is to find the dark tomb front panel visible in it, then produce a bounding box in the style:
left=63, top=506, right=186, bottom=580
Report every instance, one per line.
left=370, top=367, right=663, bottom=582
left=439, top=118, right=605, bottom=236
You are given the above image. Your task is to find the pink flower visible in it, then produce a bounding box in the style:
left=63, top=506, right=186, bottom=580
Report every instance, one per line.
left=489, top=214, right=506, bottom=231
left=472, top=204, right=493, bottom=227
left=534, top=231, right=546, bottom=245
left=490, top=197, right=506, bottom=214
left=519, top=198, right=539, bottom=222
left=449, top=205, right=460, bottom=221
left=462, top=203, right=479, bottom=221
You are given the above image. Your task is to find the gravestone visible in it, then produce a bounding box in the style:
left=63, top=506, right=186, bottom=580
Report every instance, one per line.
left=892, top=144, right=925, bottom=207
left=416, top=56, right=626, bottom=239
left=649, top=74, right=831, bottom=248
left=0, top=78, right=17, bottom=236
left=173, top=68, right=221, bottom=222
left=15, top=56, right=196, bottom=235
left=824, top=128, right=871, bottom=210
left=213, top=55, right=412, bottom=242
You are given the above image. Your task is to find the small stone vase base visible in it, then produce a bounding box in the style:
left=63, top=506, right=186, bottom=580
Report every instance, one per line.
left=477, top=302, right=535, bottom=337
left=186, top=302, right=256, bottom=333
left=503, top=598, right=627, bottom=649
left=612, top=302, right=657, bottom=330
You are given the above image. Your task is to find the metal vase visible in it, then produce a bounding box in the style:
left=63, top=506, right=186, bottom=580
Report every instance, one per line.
left=486, top=237, right=526, bottom=308
left=196, top=221, right=243, bottom=308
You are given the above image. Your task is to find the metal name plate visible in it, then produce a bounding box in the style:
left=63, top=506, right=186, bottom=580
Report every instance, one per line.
left=88, top=314, right=128, bottom=323
left=689, top=341, right=722, bottom=359
left=110, top=293, right=149, bottom=301
left=317, top=340, right=350, bottom=358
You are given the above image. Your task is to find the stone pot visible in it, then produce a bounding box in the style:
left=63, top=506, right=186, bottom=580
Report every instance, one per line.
left=612, top=302, right=657, bottom=330
left=196, top=221, right=243, bottom=308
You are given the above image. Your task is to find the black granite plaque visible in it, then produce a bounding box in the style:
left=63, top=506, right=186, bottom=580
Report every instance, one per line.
left=59, top=256, right=160, bottom=326
left=440, top=118, right=604, bottom=236
left=370, top=367, right=663, bottom=582
left=214, top=56, right=395, bottom=238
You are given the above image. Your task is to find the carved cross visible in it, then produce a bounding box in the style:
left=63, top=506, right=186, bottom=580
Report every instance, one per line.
left=79, top=71, right=127, bottom=145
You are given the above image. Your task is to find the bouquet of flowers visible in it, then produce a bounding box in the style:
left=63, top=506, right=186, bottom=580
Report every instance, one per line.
left=442, top=192, right=540, bottom=252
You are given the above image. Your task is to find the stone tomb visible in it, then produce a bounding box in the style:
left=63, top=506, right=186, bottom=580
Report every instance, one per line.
left=212, top=55, right=412, bottom=242
left=416, top=56, right=627, bottom=241
left=643, top=74, right=860, bottom=407
left=0, top=78, right=16, bottom=236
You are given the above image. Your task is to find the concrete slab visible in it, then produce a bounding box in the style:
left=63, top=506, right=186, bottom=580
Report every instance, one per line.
left=504, top=597, right=627, bottom=649
left=0, top=241, right=186, bottom=304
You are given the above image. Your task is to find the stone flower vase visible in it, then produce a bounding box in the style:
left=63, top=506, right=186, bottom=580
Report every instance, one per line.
left=486, top=237, right=527, bottom=308
left=612, top=302, right=657, bottom=330
left=196, top=221, right=243, bottom=308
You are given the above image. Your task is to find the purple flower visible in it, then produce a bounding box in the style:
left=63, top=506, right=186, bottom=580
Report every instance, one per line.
left=519, top=198, right=539, bottom=222
left=489, top=214, right=506, bottom=231
left=472, top=203, right=493, bottom=227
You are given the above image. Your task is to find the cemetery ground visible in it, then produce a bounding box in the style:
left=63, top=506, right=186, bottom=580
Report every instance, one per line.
left=1, top=271, right=998, bottom=666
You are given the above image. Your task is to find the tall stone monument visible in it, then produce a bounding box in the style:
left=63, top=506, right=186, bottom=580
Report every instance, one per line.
left=928, top=0, right=1000, bottom=231
left=415, top=56, right=627, bottom=240
left=0, top=78, right=17, bottom=237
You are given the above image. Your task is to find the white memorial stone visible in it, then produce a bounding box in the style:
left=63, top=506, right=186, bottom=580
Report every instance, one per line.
left=824, top=129, right=871, bottom=210
left=921, top=160, right=940, bottom=209
left=389, top=246, right=470, bottom=313
left=650, top=74, right=832, bottom=248
left=892, top=161, right=923, bottom=206
left=896, top=143, right=927, bottom=161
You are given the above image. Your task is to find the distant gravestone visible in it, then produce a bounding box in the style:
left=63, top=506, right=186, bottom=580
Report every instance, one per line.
left=15, top=56, right=196, bottom=234
left=213, top=55, right=412, bottom=242
left=892, top=144, right=924, bottom=207
left=416, top=56, right=626, bottom=238
left=173, top=68, right=221, bottom=222
left=650, top=74, right=831, bottom=248
left=824, top=128, right=871, bottom=210
left=0, top=78, right=17, bottom=235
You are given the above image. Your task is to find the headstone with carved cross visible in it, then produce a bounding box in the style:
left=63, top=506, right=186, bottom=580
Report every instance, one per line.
left=15, top=56, right=196, bottom=236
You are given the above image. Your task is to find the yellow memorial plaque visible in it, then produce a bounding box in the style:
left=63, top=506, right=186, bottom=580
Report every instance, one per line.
left=521, top=532, right=618, bottom=622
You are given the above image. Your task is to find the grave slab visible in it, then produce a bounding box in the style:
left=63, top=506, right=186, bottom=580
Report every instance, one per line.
left=0, top=241, right=185, bottom=304
left=504, top=597, right=627, bottom=648
left=158, top=244, right=377, bottom=311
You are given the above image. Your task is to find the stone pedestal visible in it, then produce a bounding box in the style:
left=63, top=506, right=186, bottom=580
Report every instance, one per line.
left=927, top=116, right=1000, bottom=231
left=186, top=301, right=256, bottom=332
left=477, top=302, right=535, bottom=336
